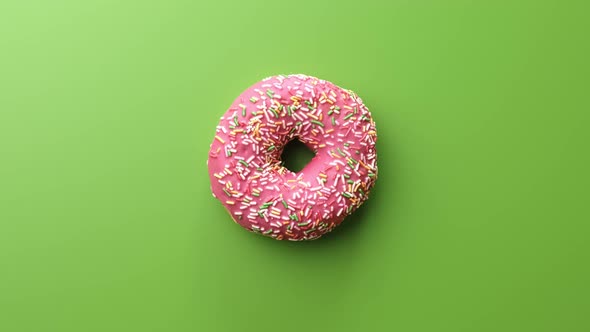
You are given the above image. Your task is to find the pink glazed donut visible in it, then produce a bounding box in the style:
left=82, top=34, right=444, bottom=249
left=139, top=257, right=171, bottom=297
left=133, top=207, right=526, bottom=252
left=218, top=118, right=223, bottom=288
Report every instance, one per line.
left=208, top=74, right=378, bottom=241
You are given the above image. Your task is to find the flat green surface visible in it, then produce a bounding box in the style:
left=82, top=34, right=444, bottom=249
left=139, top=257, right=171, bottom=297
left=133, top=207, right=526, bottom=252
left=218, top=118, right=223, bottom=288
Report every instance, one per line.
left=1, top=1, right=589, bottom=331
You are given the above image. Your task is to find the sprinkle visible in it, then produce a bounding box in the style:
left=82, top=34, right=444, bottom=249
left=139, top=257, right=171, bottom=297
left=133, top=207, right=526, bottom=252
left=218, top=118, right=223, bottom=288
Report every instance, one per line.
left=282, top=200, right=288, bottom=208
left=331, top=117, right=336, bottom=125
left=341, top=192, right=352, bottom=198
left=337, top=148, right=346, bottom=156
left=223, top=188, right=231, bottom=197
left=344, top=113, right=354, bottom=120
left=226, top=200, right=235, bottom=205
left=267, top=145, right=275, bottom=152
left=266, top=89, right=274, bottom=98
left=239, top=160, right=249, bottom=167
left=214, top=135, right=225, bottom=144
left=249, top=97, right=258, bottom=103
left=311, top=120, right=324, bottom=127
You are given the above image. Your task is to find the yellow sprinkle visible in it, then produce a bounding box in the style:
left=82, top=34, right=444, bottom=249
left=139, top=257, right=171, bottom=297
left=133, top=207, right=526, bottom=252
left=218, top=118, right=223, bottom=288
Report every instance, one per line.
left=226, top=201, right=235, bottom=205
left=215, top=135, right=225, bottom=144
left=224, top=168, right=232, bottom=175
left=318, top=144, right=326, bottom=148
left=343, top=105, right=353, bottom=110
left=326, top=129, right=334, bottom=134
left=214, top=173, right=223, bottom=179
left=308, top=113, right=318, bottom=120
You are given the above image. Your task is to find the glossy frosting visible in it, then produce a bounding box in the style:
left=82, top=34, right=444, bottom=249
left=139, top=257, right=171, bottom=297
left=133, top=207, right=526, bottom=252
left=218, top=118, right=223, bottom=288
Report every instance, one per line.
left=208, top=74, right=378, bottom=240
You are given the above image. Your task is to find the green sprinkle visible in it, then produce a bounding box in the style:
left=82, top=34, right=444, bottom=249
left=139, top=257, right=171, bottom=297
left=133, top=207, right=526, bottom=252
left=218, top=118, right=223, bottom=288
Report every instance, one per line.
left=251, top=111, right=257, bottom=116
left=347, top=205, right=353, bottom=213
left=241, top=106, right=247, bottom=117
left=368, top=173, right=376, bottom=177
left=270, top=109, right=279, bottom=118
left=296, top=121, right=302, bottom=126
left=297, top=221, right=310, bottom=227
left=347, top=180, right=354, bottom=184
left=223, top=188, right=231, bottom=197
left=290, top=214, right=299, bottom=221
left=266, top=89, right=274, bottom=98
left=343, top=174, right=350, bottom=179
left=267, top=145, right=275, bottom=152
left=257, top=167, right=264, bottom=171
left=282, top=200, right=288, bottom=208
left=252, top=192, right=260, bottom=197
left=233, top=116, right=239, bottom=126
left=311, top=120, right=324, bottom=127
left=344, top=113, right=354, bottom=120
left=349, top=157, right=358, bottom=164
left=258, top=212, right=264, bottom=218
left=304, top=228, right=316, bottom=235
left=344, top=143, right=350, bottom=147
left=226, top=149, right=232, bottom=157
left=264, top=229, right=273, bottom=235
left=249, top=97, right=257, bottom=103
left=337, top=148, right=346, bottom=156
left=331, top=116, right=336, bottom=125
left=355, top=150, right=360, bottom=155
left=328, top=109, right=334, bottom=115
left=288, top=106, right=293, bottom=116
left=342, top=192, right=352, bottom=198
left=354, top=107, right=357, bottom=114
left=261, top=202, right=272, bottom=209
left=239, top=160, right=249, bottom=167
left=359, top=188, right=365, bottom=196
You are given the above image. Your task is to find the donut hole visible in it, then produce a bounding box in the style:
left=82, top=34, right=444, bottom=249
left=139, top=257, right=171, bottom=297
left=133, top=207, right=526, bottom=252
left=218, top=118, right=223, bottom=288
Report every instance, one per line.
left=280, top=139, right=315, bottom=173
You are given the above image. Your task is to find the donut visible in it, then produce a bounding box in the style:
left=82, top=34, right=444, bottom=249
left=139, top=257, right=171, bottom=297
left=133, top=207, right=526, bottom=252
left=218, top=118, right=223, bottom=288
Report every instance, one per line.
left=207, top=74, right=378, bottom=241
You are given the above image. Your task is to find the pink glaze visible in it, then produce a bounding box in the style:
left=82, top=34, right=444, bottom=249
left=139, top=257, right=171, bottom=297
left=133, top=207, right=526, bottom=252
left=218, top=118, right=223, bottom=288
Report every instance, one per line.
left=207, top=74, right=378, bottom=240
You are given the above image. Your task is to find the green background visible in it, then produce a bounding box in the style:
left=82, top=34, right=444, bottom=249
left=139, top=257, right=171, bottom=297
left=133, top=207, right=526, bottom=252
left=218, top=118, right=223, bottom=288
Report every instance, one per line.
left=1, top=1, right=589, bottom=331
